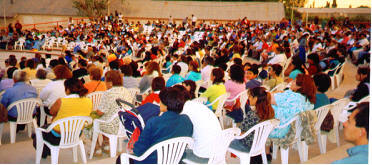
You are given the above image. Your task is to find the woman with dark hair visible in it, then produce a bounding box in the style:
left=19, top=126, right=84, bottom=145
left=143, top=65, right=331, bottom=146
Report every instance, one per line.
left=306, top=53, right=321, bottom=75
left=131, top=87, right=193, bottom=164
left=84, top=67, right=106, bottom=94
left=350, top=66, right=370, bottom=102
left=229, top=87, right=275, bottom=152
left=200, top=68, right=226, bottom=111
left=184, top=60, right=201, bottom=82
left=224, top=64, right=245, bottom=107
left=23, top=59, right=37, bottom=79
left=30, top=69, right=52, bottom=94
left=166, top=64, right=185, bottom=87
left=313, top=73, right=331, bottom=109
left=120, top=64, right=139, bottom=89
left=269, top=74, right=316, bottom=138
left=284, top=55, right=307, bottom=81
left=141, top=77, right=165, bottom=105
left=35, top=78, right=92, bottom=158
left=264, top=64, right=283, bottom=90
left=182, top=80, right=197, bottom=99
left=40, top=65, right=72, bottom=115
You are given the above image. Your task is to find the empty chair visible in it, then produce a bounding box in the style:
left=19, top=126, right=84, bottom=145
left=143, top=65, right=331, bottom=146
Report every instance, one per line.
left=120, top=137, right=194, bottom=164
left=329, top=98, right=350, bottom=146
left=228, top=119, right=280, bottom=164
left=34, top=116, right=92, bottom=164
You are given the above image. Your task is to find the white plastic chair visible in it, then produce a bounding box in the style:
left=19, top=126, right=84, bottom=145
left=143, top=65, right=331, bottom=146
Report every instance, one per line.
left=272, top=115, right=303, bottom=164
left=206, top=93, right=230, bottom=129
left=89, top=114, right=128, bottom=158
left=183, top=128, right=241, bottom=164
left=87, top=91, right=105, bottom=111
left=228, top=119, right=280, bottom=164
left=329, top=98, right=350, bottom=147
left=270, top=82, right=288, bottom=93
left=120, top=137, right=194, bottom=164
left=0, top=98, right=42, bottom=144
left=34, top=116, right=92, bottom=164
left=224, top=90, right=248, bottom=127
left=300, top=104, right=332, bottom=162
left=325, top=64, right=340, bottom=90
left=335, top=63, right=345, bottom=87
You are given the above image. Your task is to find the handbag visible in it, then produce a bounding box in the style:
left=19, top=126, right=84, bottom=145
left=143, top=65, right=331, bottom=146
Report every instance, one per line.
left=320, top=111, right=334, bottom=132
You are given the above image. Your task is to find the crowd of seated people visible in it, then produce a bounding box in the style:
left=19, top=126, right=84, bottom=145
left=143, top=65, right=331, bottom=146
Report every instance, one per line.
left=0, top=15, right=369, bottom=164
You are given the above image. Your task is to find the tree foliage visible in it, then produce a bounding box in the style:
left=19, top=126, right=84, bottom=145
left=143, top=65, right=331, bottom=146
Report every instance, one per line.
left=73, top=0, right=108, bottom=18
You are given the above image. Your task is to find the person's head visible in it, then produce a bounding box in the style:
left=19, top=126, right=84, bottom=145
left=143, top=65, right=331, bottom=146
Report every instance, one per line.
left=245, top=67, right=258, bottom=81
left=8, top=57, right=17, bottom=67
left=270, top=64, right=283, bottom=77
left=145, top=62, right=160, bottom=75
left=182, top=80, right=196, bottom=99
left=26, top=59, right=36, bottom=69
left=159, top=87, right=186, bottom=114
left=109, top=60, right=120, bottom=70
left=211, top=68, right=225, bottom=84
left=13, top=70, right=28, bottom=83
left=229, top=64, right=245, bottom=84
left=203, top=56, right=214, bottom=66
left=49, top=59, right=59, bottom=69
left=105, top=70, right=123, bottom=88
left=356, top=66, right=369, bottom=82
left=173, top=84, right=192, bottom=100
left=248, top=87, right=275, bottom=121
left=188, top=60, right=199, bottom=72
left=7, top=67, right=17, bottom=79
left=152, top=77, right=165, bottom=91
left=64, top=78, right=88, bottom=97
left=88, top=67, right=103, bottom=81
left=120, top=65, right=133, bottom=77
left=291, top=55, right=304, bottom=71
left=36, top=69, right=47, bottom=79
left=313, top=73, right=331, bottom=93
left=78, top=59, right=88, bottom=68
left=343, top=102, right=369, bottom=145
left=172, top=64, right=181, bottom=74
left=290, top=74, right=316, bottom=104
left=233, top=58, right=243, bottom=66
left=307, top=53, right=320, bottom=65
left=53, top=65, right=72, bottom=80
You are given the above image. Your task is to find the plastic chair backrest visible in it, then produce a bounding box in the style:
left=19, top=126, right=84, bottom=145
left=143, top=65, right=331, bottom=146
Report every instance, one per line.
left=248, top=119, right=280, bottom=156
left=239, top=91, right=249, bottom=112
left=208, top=128, right=241, bottom=164
left=212, top=93, right=230, bottom=117
left=330, top=98, right=350, bottom=121
left=358, top=95, right=370, bottom=103
left=87, top=91, right=105, bottom=111
left=270, top=82, right=287, bottom=93
left=314, top=104, right=332, bottom=131
left=47, top=116, right=92, bottom=147
left=7, top=98, right=42, bottom=124
left=155, top=137, right=194, bottom=164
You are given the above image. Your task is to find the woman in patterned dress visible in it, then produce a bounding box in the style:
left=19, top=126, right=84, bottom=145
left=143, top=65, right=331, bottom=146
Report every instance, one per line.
left=95, top=70, right=133, bottom=153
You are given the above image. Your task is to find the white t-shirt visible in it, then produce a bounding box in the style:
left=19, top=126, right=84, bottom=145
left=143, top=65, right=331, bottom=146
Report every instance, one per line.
left=181, top=101, right=222, bottom=158
left=192, top=16, right=197, bottom=22
left=268, top=53, right=287, bottom=67
left=39, top=80, right=66, bottom=108
left=201, top=65, right=213, bottom=88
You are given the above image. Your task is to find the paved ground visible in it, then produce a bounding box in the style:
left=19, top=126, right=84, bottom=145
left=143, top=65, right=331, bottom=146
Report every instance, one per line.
left=0, top=54, right=362, bottom=164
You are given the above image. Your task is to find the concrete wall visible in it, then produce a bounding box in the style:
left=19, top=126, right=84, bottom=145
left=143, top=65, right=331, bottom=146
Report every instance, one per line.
left=111, top=0, right=285, bottom=22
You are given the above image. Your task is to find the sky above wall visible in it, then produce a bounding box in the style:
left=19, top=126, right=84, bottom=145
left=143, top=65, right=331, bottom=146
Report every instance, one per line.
left=304, top=0, right=371, bottom=8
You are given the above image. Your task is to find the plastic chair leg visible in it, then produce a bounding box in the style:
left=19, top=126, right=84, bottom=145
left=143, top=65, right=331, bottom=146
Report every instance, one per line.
left=280, top=147, right=289, bottom=164
left=239, top=154, right=251, bottom=164
left=9, top=122, right=17, bottom=143
left=40, top=109, right=46, bottom=127
left=301, top=141, right=308, bottom=162
left=272, top=144, right=278, bottom=160
left=261, top=152, right=268, bottom=164
left=89, top=131, right=99, bottom=159
left=79, top=141, right=87, bottom=163
left=296, top=140, right=304, bottom=162
left=321, top=135, right=327, bottom=154
left=335, top=126, right=340, bottom=146
left=35, top=141, right=44, bottom=163
left=27, top=123, right=32, bottom=138
left=73, top=146, right=78, bottom=162
left=0, top=123, right=3, bottom=145
left=50, top=147, right=60, bottom=164
left=118, top=137, right=123, bottom=153
left=109, top=136, right=118, bottom=158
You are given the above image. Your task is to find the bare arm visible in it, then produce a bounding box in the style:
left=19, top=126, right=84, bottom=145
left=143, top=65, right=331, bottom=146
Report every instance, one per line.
left=49, top=98, right=62, bottom=116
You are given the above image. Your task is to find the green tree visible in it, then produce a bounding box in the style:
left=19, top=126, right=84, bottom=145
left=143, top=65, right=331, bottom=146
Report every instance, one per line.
left=332, top=0, right=337, bottom=8
left=73, top=0, right=107, bottom=18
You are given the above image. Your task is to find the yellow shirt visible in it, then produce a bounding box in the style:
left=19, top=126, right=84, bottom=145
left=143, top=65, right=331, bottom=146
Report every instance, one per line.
left=23, top=68, right=37, bottom=80
left=52, top=97, right=92, bottom=132
left=200, top=83, right=226, bottom=110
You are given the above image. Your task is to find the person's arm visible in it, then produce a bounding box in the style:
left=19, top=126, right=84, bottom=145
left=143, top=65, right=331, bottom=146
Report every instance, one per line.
left=49, top=98, right=62, bottom=116
left=270, top=92, right=277, bottom=105
left=39, top=84, right=50, bottom=101
left=284, top=63, right=294, bottom=77
left=133, top=118, right=155, bottom=156
left=1, top=91, right=9, bottom=108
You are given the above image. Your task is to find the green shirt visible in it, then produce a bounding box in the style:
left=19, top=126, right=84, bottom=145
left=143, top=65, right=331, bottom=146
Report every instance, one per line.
left=200, top=83, right=226, bottom=110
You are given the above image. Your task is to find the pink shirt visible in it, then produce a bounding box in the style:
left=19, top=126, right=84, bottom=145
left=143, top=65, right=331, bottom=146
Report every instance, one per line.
left=224, top=80, right=246, bottom=106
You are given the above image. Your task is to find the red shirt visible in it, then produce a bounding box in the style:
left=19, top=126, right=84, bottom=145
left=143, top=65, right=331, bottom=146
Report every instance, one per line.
left=141, top=92, right=160, bottom=105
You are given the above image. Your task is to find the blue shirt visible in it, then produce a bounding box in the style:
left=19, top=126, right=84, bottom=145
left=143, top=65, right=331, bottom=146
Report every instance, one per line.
left=133, top=111, right=193, bottom=164
left=166, top=74, right=185, bottom=87
left=332, top=145, right=368, bottom=164
left=185, top=71, right=202, bottom=82
left=289, top=69, right=303, bottom=80
left=314, top=93, right=330, bottom=109
left=1, top=82, right=38, bottom=117
left=245, top=79, right=261, bottom=89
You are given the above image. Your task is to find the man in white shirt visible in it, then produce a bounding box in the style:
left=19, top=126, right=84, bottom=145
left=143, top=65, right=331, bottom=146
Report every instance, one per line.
left=191, top=14, right=197, bottom=26
left=181, top=100, right=222, bottom=161
left=200, top=56, right=214, bottom=89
